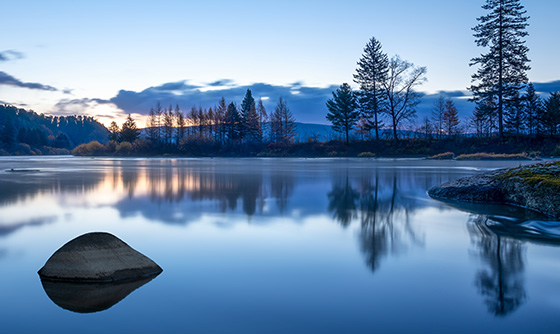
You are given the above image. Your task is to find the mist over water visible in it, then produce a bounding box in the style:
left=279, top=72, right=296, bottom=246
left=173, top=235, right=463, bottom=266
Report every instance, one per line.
left=0, top=157, right=559, bottom=333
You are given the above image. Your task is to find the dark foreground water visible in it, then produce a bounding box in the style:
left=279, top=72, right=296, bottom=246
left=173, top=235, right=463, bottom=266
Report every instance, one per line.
left=0, top=157, right=559, bottom=333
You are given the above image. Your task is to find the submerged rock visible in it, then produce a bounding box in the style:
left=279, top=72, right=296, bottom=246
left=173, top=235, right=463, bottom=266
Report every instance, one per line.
left=41, top=276, right=156, bottom=313
left=38, top=232, right=162, bottom=282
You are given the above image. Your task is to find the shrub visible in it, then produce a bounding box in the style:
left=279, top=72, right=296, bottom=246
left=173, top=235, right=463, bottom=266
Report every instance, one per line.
left=116, top=141, right=133, bottom=156
left=429, top=152, right=454, bottom=160
left=72, top=141, right=106, bottom=156
left=455, top=152, right=529, bottom=160
left=550, top=145, right=560, bottom=157
left=358, top=152, right=375, bottom=158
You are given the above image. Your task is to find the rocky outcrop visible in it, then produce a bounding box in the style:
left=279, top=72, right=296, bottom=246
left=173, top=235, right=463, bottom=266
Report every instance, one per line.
left=428, top=163, right=560, bottom=219
left=38, top=232, right=162, bottom=282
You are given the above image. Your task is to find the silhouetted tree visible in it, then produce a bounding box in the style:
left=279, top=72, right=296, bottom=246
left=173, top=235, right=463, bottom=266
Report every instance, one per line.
left=224, top=102, right=242, bottom=141
left=271, top=97, right=296, bottom=143
left=504, top=91, right=525, bottom=137
left=432, top=95, right=446, bottom=139
left=240, top=89, right=256, bottom=140
left=523, top=83, right=542, bottom=135
left=443, top=99, right=460, bottom=136
left=354, top=36, right=389, bottom=140
left=542, top=92, right=560, bottom=136
left=175, top=105, right=186, bottom=144
left=163, top=105, right=175, bottom=145
left=326, top=83, right=359, bottom=144
left=469, top=0, right=530, bottom=138
left=120, top=114, right=140, bottom=143
left=383, top=56, right=426, bottom=141
left=108, top=121, right=120, bottom=142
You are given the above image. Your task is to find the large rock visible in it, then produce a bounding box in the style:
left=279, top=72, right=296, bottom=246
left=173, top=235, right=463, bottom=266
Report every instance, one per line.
left=38, top=232, right=162, bottom=282
left=428, top=164, right=560, bottom=218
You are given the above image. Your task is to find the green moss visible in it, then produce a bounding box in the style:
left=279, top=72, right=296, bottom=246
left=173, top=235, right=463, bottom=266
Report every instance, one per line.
left=497, top=161, right=560, bottom=191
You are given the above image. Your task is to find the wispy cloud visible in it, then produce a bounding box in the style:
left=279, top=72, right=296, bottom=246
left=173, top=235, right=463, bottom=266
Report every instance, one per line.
left=0, top=50, right=24, bottom=62
left=0, top=71, right=57, bottom=91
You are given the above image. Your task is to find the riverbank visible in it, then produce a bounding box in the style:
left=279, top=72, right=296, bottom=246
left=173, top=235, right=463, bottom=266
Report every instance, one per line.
left=428, top=161, right=560, bottom=218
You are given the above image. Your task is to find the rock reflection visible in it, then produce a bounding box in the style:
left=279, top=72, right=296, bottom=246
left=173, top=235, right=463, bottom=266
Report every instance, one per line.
left=40, top=276, right=157, bottom=313
left=328, top=168, right=424, bottom=273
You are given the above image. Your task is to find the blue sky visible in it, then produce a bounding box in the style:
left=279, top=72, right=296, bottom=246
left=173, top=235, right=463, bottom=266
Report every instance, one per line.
left=1, top=0, right=559, bottom=126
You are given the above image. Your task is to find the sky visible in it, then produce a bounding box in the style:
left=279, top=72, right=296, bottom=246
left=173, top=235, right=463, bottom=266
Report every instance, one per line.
left=1, top=0, right=560, bottom=127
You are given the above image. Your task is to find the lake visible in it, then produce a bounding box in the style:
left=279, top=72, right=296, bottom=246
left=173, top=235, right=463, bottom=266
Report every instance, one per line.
left=0, top=156, right=559, bottom=333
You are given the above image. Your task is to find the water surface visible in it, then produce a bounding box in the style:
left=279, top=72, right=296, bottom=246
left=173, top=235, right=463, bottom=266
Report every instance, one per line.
left=0, top=157, right=559, bottom=333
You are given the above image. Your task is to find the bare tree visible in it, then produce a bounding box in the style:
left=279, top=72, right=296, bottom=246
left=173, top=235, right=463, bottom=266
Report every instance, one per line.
left=382, top=56, right=427, bottom=141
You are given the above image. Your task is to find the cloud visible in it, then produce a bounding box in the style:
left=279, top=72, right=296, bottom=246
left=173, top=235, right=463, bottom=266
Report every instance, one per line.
left=0, top=71, right=57, bottom=91
left=0, top=50, right=24, bottom=62
left=104, top=81, right=338, bottom=124
left=53, top=79, right=560, bottom=125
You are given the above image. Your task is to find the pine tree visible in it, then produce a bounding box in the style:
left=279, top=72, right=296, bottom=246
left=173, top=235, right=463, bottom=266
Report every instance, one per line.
left=175, top=105, right=186, bottom=144
left=163, top=105, right=175, bottom=144
left=383, top=56, right=426, bottom=141
left=469, top=0, right=530, bottom=138
left=504, top=91, right=525, bottom=136
left=108, top=121, right=120, bottom=142
left=524, top=83, right=542, bottom=135
left=215, top=97, right=227, bottom=143
left=354, top=36, right=388, bottom=141
left=443, top=99, right=460, bottom=136
left=240, top=89, right=256, bottom=139
left=146, top=106, right=160, bottom=144
left=120, top=114, right=140, bottom=143
left=224, top=102, right=242, bottom=141
left=271, top=97, right=296, bottom=143
left=326, top=83, right=359, bottom=144
left=543, top=92, right=560, bottom=136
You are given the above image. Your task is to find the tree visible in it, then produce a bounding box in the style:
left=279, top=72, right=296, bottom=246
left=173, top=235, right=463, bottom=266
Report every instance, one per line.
left=215, top=97, right=227, bottom=143
left=174, top=105, right=186, bottom=144
left=469, top=0, right=530, bottom=138
left=542, top=92, right=560, bottom=136
left=432, top=95, right=446, bottom=139
left=120, top=114, right=140, bottom=143
left=524, top=83, right=542, bottom=135
left=163, top=105, right=175, bottom=144
left=240, top=89, right=256, bottom=139
left=146, top=105, right=160, bottom=144
left=382, top=56, right=427, bottom=141
left=224, top=102, right=242, bottom=141
left=256, top=99, right=268, bottom=141
left=443, top=99, right=460, bottom=136
left=108, top=121, right=120, bottom=142
left=270, top=97, right=296, bottom=143
left=504, top=91, right=525, bottom=137
left=326, top=83, right=359, bottom=144
left=354, top=37, right=389, bottom=141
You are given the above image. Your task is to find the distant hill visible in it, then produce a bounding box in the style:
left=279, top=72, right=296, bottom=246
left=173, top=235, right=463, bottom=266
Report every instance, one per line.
left=0, top=104, right=109, bottom=155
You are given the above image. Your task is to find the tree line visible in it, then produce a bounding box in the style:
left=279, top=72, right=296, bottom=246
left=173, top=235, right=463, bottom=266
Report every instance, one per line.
left=96, top=90, right=297, bottom=155
left=326, top=0, right=560, bottom=143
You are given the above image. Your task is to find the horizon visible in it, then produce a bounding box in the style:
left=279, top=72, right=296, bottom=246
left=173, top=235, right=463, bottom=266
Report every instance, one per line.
left=1, top=0, right=560, bottom=127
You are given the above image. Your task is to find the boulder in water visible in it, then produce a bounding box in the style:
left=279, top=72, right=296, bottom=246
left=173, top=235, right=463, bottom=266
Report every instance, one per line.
left=38, top=232, right=162, bottom=282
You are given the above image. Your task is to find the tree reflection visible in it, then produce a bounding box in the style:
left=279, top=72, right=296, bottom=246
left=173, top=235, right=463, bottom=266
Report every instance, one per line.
left=468, top=215, right=526, bottom=317
left=328, top=168, right=424, bottom=273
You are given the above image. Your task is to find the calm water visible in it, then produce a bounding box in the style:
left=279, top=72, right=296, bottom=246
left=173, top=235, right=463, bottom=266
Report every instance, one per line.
left=0, top=156, right=559, bottom=333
